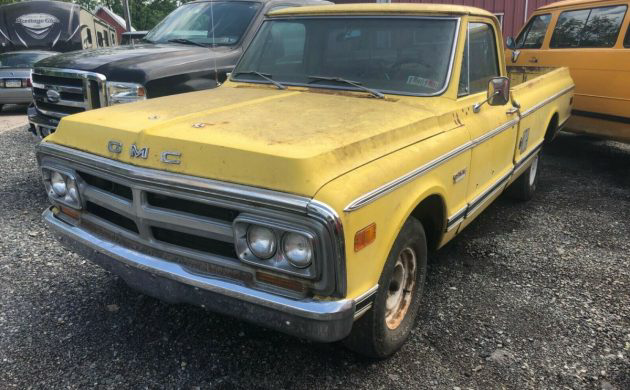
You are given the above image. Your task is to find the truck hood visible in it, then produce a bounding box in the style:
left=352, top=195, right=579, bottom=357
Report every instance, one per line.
left=34, top=44, right=237, bottom=84
left=47, top=85, right=444, bottom=197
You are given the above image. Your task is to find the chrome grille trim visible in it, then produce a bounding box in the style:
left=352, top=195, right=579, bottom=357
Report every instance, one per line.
left=37, top=142, right=347, bottom=297
left=31, top=82, right=83, bottom=94
left=32, top=67, right=107, bottom=118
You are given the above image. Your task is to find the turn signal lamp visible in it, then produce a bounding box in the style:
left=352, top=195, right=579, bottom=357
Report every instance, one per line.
left=354, top=223, right=376, bottom=252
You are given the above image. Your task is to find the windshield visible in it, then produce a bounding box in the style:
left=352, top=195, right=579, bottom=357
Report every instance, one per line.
left=232, top=17, right=459, bottom=95
left=0, top=52, right=55, bottom=68
left=145, top=1, right=261, bottom=46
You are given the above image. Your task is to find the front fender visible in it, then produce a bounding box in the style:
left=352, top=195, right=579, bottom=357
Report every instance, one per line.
left=313, top=127, right=470, bottom=300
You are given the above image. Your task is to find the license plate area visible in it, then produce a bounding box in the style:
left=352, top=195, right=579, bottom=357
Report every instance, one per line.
left=4, top=79, right=22, bottom=88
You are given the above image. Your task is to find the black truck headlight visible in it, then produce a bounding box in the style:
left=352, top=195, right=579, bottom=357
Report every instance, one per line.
left=42, top=168, right=81, bottom=209
left=106, top=81, right=146, bottom=105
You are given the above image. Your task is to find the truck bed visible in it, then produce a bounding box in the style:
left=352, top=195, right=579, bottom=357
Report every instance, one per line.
left=507, top=66, right=561, bottom=87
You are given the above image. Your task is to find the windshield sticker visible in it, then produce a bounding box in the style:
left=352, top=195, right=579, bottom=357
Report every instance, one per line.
left=15, top=13, right=60, bottom=40
left=406, top=75, right=439, bottom=90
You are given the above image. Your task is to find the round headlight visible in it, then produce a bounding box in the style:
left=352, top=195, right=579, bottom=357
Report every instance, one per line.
left=66, top=180, right=79, bottom=203
left=283, top=233, right=313, bottom=268
left=247, top=225, right=277, bottom=259
left=51, top=172, right=67, bottom=197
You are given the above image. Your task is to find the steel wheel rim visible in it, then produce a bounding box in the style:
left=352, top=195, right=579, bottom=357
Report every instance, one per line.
left=385, top=246, right=417, bottom=330
left=529, top=155, right=539, bottom=187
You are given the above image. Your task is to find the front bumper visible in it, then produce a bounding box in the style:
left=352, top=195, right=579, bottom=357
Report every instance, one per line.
left=43, top=207, right=360, bottom=342
left=27, top=105, right=59, bottom=138
left=0, top=87, right=32, bottom=104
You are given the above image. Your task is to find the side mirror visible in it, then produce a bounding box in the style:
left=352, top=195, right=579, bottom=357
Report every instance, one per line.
left=488, top=76, right=510, bottom=106
left=473, top=76, right=510, bottom=113
left=506, top=36, right=516, bottom=50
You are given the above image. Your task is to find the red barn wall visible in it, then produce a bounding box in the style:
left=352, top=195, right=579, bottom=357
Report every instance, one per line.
left=95, top=9, right=126, bottom=43
left=334, top=0, right=559, bottom=39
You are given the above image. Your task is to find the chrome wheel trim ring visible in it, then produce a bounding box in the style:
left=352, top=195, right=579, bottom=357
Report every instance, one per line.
left=385, top=246, right=417, bottom=330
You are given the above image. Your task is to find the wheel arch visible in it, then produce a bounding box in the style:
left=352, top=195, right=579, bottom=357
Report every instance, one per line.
left=408, top=192, right=447, bottom=252
left=544, top=111, right=560, bottom=143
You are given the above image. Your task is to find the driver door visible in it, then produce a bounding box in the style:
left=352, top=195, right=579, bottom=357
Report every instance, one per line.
left=457, top=21, right=518, bottom=230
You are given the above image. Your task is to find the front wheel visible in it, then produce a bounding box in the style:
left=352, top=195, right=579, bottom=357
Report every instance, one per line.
left=343, top=218, right=427, bottom=358
left=508, top=153, right=540, bottom=201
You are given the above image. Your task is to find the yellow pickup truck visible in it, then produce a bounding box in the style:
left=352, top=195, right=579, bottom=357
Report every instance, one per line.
left=37, top=4, right=574, bottom=357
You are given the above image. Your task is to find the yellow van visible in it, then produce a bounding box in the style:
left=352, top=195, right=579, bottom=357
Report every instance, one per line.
left=506, top=0, right=630, bottom=143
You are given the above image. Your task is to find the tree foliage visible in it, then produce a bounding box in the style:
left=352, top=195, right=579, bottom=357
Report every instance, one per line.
left=0, top=0, right=191, bottom=31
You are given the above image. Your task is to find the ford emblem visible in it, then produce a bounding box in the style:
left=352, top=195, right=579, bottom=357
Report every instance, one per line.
left=46, top=89, right=60, bottom=103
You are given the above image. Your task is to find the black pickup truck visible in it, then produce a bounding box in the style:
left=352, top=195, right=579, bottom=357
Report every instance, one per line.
left=28, top=0, right=329, bottom=137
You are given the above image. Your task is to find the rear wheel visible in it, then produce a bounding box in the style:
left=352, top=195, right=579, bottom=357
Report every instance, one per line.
left=343, top=218, right=427, bottom=358
left=544, top=116, right=560, bottom=143
left=508, top=154, right=539, bottom=201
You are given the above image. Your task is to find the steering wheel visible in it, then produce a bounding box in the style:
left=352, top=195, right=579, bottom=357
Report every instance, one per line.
left=387, top=59, right=432, bottom=80
left=357, top=59, right=390, bottom=79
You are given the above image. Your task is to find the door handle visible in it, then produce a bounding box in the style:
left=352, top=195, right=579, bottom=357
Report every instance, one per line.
left=529, top=57, right=538, bottom=63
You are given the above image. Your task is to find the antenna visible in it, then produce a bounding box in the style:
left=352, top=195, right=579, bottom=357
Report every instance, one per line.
left=209, top=1, right=220, bottom=86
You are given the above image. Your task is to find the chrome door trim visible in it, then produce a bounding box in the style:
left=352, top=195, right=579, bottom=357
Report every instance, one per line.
left=344, top=140, right=473, bottom=212
left=471, top=119, right=519, bottom=146
left=344, top=85, right=573, bottom=213
left=521, top=85, right=575, bottom=118
left=465, top=169, right=512, bottom=218
left=446, top=205, right=467, bottom=232
left=345, top=117, right=515, bottom=212
left=444, top=142, right=543, bottom=230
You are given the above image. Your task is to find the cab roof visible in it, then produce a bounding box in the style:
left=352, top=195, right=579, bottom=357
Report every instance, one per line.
left=539, top=0, right=622, bottom=10
left=269, top=3, right=494, bottom=18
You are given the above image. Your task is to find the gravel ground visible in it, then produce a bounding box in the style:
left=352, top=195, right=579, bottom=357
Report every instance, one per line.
left=0, top=124, right=628, bottom=389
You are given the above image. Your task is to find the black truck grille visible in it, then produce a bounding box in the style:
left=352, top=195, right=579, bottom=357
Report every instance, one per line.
left=31, top=69, right=106, bottom=119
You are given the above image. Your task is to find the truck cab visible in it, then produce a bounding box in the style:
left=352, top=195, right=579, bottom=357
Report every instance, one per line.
left=27, top=0, right=330, bottom=138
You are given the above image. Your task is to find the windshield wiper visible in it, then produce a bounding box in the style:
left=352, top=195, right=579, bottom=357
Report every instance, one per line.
left=232, top=71, right=286, bottom=90
left=307, top=75, right=384, bottom=99
left=167, top=38, right=208, bottom=48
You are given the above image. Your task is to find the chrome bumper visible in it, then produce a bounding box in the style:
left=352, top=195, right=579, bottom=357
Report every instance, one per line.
left=0, top=87, right=32, bottom=104
left=43, top=207, right=361, bottom=342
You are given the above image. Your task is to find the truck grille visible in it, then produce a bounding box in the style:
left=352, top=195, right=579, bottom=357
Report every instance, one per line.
left=31, top=68, right=106, bottom=119
left=75, top=168, right=240, bottom=262
left=38, top=143, right=346, bottom=297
